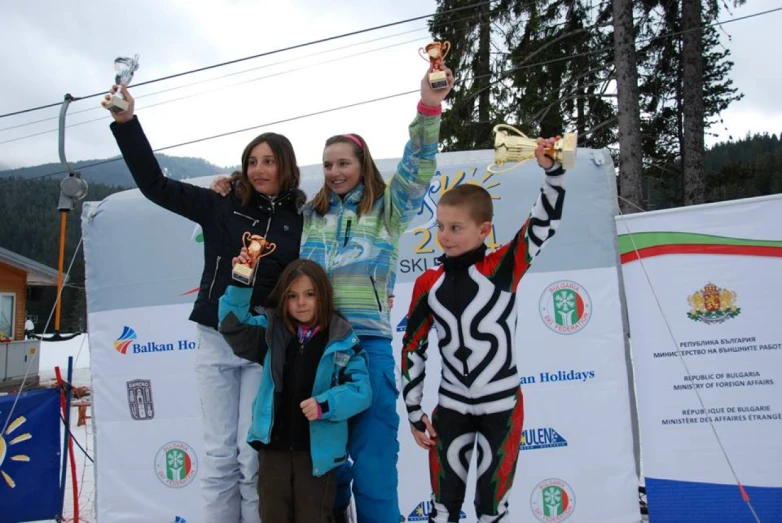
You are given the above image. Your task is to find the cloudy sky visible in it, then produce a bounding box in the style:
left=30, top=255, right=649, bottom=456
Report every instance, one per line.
left=0, top=0, right=780, bottom=173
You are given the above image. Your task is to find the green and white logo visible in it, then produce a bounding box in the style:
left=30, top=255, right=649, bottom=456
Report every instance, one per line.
left=155, top=441, right=197, bottom=488
left=539, top=281, right=592, bottom=335
left=530, top=478, right=576, bottom=522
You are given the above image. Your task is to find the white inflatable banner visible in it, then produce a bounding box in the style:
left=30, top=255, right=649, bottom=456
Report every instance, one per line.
left=84, top=149, right=640, bottom=522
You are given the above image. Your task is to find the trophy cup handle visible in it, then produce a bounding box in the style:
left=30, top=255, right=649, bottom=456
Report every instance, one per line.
left=493, top=124, right=529, bottom=140
left=418, top=47, right=431, bottom=62
left=487, top=162, right=525, bottom=175
left=262, top=242, right=277, bottom=257
left=440, top=41, right=451, bottom=60
left=241, top=231, right=252, bottom=250
left=487, top=124, right=531, bottom=174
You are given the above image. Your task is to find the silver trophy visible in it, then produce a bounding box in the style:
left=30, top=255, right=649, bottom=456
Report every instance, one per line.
left=101, top=54, right=140, bottom=114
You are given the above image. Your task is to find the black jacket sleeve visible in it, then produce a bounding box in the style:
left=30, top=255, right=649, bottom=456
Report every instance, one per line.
left=110, top=115, right=219, bottom=225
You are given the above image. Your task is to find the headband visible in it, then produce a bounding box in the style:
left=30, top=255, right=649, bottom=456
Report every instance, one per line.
left=342, top=134, right=364, bottom=150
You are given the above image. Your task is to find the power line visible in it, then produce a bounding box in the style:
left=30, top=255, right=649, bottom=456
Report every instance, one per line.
left=0, top=25, right=429, bottom=135
left=0, top=34, right=431, bottom=146
left=0, top=0, right=495, bottom=120
left=0, top=6, right=505, bottom=144
left=2, top=5, right=778, bottom=185
left=6, top=89, right=418, bottom=184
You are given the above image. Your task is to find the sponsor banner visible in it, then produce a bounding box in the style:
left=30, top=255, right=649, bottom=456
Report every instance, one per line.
left=85, top=149, right=639, bottom=522
left=618, top=194, right=782, bottom=522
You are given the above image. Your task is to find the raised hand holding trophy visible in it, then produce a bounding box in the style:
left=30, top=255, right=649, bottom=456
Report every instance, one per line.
left=101, top=54, right=140, bottom=114
left=419, top=41, right=451, bottom=90
left=232, top=232, right=277, bottom=286
left=489, top=124, right=578, bottom=173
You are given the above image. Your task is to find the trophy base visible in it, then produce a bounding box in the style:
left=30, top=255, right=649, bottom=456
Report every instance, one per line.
left=558, top=132, right=578, bottom=170
left=232, top=264, right=255, bottom=286
left=428, top=70, right=449, bottom=90
left=101, top=95, right=129, bottom=114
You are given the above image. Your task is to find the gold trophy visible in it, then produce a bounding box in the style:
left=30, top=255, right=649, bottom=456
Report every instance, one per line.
left=101, top=54, right=140, bottom=114
left=489, top=124, right=578, bottom=173
left=419, top=41, right=451, bottom=90
left=232, top=232, right=277, bottom=286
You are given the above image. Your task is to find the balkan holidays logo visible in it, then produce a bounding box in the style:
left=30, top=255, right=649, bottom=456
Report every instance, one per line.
left=155, top=441, right=198, bottom=488
left=520, top=427, right=568, bottom=451
left=114, top=326, right=137, bottom=354
left=408, top=501, right=466, bottom=521
left=530, top=478, right=576, bottom=522
left=127, top=379, right=155, bottom=421
left=539, top=281, right=592, bottom=335
left=114, top=326, right=196, bottom=354
left=687, top=282, right=740, bottom=324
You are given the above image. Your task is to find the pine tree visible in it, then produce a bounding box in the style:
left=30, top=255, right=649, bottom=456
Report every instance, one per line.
left=613, top=0, right=644, bottom=212
left=429, top=0, right=502, bottom=150
left=636, top=0, right=744, bottom=208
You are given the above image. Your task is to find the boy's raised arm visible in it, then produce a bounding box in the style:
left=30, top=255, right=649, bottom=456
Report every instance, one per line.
left=483, top=155, right=566, bottom=292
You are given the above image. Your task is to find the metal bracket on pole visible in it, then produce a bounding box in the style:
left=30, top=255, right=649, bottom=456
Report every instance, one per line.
left=58, top=94, right=88, bottom=211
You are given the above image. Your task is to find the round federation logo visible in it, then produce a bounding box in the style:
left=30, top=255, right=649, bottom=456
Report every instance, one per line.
left=154, top=441, right=197, bottom=488
left=530, top=478, right=576, bottom=522
left=539, top=281, right=592, bottom=334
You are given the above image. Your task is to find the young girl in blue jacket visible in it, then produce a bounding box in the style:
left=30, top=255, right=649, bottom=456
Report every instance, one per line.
left=218, top=258, right=372, bottom=522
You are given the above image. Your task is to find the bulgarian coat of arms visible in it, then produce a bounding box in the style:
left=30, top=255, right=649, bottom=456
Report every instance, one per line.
left=686, top=282, right=740, bottom=324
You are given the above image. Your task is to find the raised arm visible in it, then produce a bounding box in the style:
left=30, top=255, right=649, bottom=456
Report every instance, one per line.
left=384, top=67, right=454, bottom=236
left=218, top=285, right=269, bottom=364
left=107, top=85, right=218, bottom=225
left=483, top=141, right=566, bottom=292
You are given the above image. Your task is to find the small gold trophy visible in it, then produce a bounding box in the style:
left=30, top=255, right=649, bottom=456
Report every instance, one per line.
left=419, top=41, right=451, bottom=90
left=101, top=54, right=140, bottom=114
left=489, top=124, right=578, bottom=173
left=232, top=232, right=277, bottom=286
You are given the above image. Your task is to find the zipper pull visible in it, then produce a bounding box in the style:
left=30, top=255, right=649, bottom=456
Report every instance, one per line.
left=344, top=219, right=352, bottom=246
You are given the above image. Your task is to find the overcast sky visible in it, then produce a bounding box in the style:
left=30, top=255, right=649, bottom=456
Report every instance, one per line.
left=0, top=0, right=780, bottom=173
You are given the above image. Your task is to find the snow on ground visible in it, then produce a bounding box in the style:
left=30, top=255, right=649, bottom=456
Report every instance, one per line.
left=37, top=333, right=91, bottom=387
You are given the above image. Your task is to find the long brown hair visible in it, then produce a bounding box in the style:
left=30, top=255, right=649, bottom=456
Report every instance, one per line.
left=231, top=132, right=301, bottom=206
left=269, top=259, right=334, bottom=333
left=311, top=133, right=386, bottom=217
